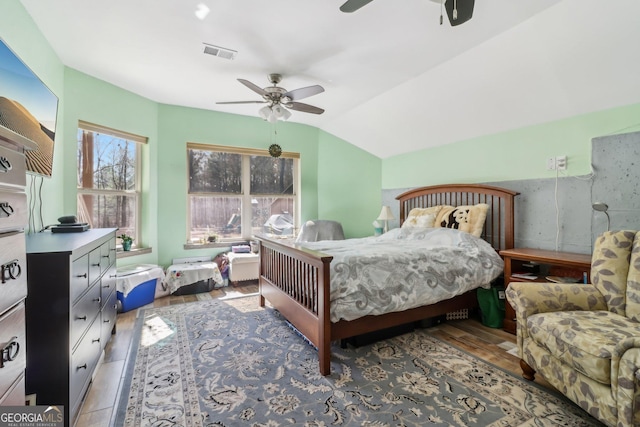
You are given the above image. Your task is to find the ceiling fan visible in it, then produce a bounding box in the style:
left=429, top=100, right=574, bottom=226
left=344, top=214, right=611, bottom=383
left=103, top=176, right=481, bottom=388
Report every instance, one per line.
left=217, top=74, right=325, bottom=122
left=340, top=0, right=475, bottom=26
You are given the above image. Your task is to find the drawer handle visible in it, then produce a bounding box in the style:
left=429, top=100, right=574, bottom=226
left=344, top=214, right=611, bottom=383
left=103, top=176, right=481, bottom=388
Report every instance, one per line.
left=0, top=202, right=14, bottom=217
left=92, top=263, right=100, bottom=267
left=0, top=156, right=12, bottom=173
left=102, top=255, right=110, bottom=258
left=77, top=273, right=87, bottom=278
left=103, top=319, right=111, bottom=324
left=0, top=336, right=20, bottom=368
left=92, top=338, right=100, bottom=343
left=102, top=284, right=111, bottom=288
left=93, top=297, right=101, bottom=303
left=77, top=364, right=87, bottom=370
left=76, top=315, right=87, bottom=321
left=1, top=259, right=21, bottom=284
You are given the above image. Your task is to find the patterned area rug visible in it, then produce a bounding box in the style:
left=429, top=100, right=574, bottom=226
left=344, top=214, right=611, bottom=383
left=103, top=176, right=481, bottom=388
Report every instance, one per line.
left=116, top=297, right=603, bottom=426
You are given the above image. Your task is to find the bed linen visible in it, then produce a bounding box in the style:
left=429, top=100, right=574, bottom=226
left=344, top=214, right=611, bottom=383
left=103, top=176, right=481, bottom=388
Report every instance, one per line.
left=300, top=227, right=504, bottom=322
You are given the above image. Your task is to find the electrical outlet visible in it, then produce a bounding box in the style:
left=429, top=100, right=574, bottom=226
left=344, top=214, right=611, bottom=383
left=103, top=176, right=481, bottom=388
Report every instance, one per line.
left=546, top=157, right=556, bottom=170
left=556, top=155, right=567, bottom=171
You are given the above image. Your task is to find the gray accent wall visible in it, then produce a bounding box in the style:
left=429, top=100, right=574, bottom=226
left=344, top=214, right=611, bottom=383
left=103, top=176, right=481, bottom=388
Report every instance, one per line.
left=382, top=130, right=640, bottom=255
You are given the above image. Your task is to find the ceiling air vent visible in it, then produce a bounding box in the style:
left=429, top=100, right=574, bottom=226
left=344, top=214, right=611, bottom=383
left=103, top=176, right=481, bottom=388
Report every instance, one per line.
left=203, top=43, right=237, bottom=60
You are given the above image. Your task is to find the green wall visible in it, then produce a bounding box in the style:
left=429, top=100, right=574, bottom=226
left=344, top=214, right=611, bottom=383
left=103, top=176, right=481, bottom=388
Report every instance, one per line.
left=63, top=68, right=159, bottom=266
left=382, top=102, right=640, bottom=189
left=317, top=131, right=382, bottom=238
left=155, top=105, right=321, bottom=266
left=2, top=0, right=65, bottom=229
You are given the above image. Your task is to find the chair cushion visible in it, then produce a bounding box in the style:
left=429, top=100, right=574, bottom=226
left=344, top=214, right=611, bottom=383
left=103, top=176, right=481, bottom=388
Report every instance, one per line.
left=527, top=310, right=640, bottom=385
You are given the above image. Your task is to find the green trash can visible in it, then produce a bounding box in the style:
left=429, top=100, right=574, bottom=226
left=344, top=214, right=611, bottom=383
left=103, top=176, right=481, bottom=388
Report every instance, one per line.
left=477, top=286, right=505, bottom=328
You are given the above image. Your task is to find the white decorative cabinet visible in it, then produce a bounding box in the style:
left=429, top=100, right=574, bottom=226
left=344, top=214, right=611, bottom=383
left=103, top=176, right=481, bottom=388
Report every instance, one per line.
left=25, top=228, right=117, bottom=427
left=0, top=141, right=30, bottom=406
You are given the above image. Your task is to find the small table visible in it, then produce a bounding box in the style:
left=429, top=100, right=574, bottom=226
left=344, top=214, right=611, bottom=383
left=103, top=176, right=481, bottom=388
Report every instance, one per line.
left=499, top=248, right=592, bottom=334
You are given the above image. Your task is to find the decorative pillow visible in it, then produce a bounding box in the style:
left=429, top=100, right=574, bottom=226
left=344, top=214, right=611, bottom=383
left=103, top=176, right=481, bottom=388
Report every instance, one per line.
left=435, top=203, right=489, bottom=237
left=402, top=206, right=443, bottom=229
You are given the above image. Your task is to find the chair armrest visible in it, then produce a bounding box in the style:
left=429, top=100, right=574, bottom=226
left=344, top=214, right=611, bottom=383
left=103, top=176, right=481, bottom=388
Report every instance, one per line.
left=612, top=342, right=640, bottom=426
left=506, top=282, right=608, bottom=346
left=506, top=282, right=607, bottom=318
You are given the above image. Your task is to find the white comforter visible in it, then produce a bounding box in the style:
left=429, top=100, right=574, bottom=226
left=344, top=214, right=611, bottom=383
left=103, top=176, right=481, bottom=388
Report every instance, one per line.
left=300, top=227, right=504, bottom=322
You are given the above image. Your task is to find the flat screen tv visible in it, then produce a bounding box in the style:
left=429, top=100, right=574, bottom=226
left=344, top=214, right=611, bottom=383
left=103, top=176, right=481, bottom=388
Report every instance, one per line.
left=0, top=38, right=58, bottom=177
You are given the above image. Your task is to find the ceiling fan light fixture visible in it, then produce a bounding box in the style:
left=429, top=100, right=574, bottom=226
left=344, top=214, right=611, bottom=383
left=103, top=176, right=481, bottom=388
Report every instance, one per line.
left=259, top=106, right=272, bottom=120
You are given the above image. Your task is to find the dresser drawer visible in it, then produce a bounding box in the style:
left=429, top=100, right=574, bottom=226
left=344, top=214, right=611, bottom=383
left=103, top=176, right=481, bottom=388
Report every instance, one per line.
left=70, top=283, right=101, bottom=350
left=0, top=373, right=25, bottom=406
left=88, top=246, right=103, bottom=285
left=0, top=145, right=26, bottom=189
left=0, top=191, right=27, bottom=233
left=70, top=254, right=89, bottom=304
left=100, top=265, right=117, bottom=308
left=100, top=288, right=118, bottom=348
left=70, top=317, right=101, bottom=411
left=0, top=302, right=26, bottom=401
left=0, top=232, right=27, bottom=315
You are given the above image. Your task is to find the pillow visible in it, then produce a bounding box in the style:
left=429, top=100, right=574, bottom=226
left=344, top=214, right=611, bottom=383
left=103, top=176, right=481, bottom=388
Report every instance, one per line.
left=401, top=206, right=443, bottom=229
left=435, top=203, right=489, bottom=237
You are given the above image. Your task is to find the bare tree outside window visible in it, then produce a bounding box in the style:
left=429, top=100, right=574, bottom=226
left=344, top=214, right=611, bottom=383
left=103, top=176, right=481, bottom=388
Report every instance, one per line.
left=77, top=121, right=144, bottom=248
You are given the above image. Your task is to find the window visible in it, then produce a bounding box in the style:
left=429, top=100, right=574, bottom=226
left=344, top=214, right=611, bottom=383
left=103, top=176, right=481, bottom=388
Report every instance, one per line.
left=187, top=143, right=299, bottom=243
left=77, top=121, right=145, bottom=248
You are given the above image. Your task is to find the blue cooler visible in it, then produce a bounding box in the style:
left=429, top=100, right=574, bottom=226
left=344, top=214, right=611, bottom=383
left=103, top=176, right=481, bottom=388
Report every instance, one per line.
left=116, top=264, right=165, bottom=312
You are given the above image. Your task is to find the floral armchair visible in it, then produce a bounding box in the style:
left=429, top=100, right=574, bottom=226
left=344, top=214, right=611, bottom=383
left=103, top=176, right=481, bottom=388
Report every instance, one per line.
left=506, top=230, right=640, bottom=427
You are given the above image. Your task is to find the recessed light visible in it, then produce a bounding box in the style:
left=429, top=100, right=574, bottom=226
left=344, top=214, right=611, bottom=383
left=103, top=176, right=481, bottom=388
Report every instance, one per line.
left=195, top=3, right=210, bottom=20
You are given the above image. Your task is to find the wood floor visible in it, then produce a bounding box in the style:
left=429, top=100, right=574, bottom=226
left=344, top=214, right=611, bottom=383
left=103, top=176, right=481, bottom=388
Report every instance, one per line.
left=76, top=283, right=555, bottom=426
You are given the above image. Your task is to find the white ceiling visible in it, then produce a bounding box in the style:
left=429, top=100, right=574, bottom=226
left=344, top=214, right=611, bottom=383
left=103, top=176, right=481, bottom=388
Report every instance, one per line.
left=19, top=0, right=640, bottom=158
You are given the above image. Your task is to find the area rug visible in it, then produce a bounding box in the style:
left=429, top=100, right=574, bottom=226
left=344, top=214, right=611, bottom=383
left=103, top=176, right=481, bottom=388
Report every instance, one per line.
left=115, top=297, right=603, bottom=426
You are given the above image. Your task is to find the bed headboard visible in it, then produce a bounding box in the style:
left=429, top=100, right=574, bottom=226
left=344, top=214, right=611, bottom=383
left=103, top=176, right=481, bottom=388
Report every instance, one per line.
left=396, top=184, right=519, bottom=251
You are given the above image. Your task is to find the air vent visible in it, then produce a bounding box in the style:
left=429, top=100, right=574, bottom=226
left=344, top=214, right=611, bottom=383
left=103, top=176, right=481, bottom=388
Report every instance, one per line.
left=203, top=43, right=237, bottom=60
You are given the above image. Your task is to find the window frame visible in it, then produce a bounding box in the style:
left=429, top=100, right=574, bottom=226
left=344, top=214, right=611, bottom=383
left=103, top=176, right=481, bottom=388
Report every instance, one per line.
left=186, top=143, right=300, bottom=244
left=77, top=120, right=146, bottom=248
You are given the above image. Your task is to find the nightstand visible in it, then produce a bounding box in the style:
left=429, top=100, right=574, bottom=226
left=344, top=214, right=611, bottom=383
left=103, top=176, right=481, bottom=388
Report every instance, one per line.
left=499, top=248, right=592, bottom=335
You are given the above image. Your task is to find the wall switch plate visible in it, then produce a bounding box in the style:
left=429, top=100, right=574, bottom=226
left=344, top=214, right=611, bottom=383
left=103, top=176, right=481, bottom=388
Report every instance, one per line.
left=547, top=157, right=556, bottom=170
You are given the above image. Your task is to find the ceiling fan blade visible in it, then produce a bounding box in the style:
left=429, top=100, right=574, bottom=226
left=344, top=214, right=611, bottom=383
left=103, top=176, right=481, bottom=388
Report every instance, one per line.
left=339, top=0, right=374, bottom=13
left=283, top=85, right=324, bottom=102
left=238, top=79, right=268, bottom=96
left=286, top=102, right=324, bottom=115
left=216, top=100, right=267, bottom=105
left=445, top=0, right=474, bottom=26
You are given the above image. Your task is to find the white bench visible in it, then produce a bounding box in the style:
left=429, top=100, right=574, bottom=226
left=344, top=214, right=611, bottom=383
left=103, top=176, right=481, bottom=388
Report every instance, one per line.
left=227, top=252, right=260, bottom=284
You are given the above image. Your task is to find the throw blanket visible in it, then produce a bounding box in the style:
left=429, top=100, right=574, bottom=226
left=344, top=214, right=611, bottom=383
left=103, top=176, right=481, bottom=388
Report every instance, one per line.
left=301, top=227, right=504, bottom=322
left=163, top=262, right=223, bottom=294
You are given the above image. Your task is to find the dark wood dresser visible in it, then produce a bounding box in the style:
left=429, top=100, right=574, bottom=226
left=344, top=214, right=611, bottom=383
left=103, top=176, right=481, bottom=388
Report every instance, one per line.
left=0, top=140, right=32, bottom=406
left=25, top=228, right=117, bottom=426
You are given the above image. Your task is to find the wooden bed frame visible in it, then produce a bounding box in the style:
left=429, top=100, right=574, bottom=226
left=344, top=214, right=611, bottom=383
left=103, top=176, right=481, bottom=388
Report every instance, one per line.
left=257, top=184, right=518, bottom=375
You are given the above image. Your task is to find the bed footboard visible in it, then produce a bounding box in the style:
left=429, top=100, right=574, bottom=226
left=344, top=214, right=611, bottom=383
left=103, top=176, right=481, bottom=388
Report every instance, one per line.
left=257, top=236, right=333, bottom=375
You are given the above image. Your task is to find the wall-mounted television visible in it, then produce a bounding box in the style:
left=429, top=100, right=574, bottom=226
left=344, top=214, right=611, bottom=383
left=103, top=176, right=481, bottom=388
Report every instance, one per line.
left=0, top=38, right=58, bottom=177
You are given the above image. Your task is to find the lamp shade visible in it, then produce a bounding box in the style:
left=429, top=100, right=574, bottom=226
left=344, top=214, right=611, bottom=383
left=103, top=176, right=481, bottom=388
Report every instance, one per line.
left=377, top=206, right=394, bottom=221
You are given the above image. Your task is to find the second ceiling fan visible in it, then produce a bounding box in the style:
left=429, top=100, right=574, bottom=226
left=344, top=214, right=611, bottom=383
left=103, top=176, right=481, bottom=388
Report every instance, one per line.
left=340, top=0, right=475, bottom=26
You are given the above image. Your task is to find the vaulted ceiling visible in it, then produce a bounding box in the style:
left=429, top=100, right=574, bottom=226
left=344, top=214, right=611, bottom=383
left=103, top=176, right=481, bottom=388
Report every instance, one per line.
left=19, top=0, right=640, bottom=158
